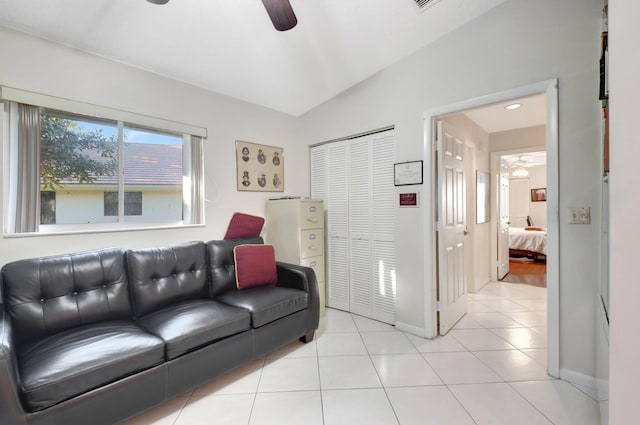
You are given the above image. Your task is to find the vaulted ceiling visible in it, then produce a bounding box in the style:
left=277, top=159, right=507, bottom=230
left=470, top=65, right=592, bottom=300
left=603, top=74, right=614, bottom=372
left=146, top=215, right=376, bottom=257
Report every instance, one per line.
left=0, top=0, right=508, bottom=116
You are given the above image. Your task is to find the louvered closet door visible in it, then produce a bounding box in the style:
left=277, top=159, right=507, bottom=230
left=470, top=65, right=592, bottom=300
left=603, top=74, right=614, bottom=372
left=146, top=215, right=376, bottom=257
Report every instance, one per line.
left=371, top=132, right=396, bottom=324
left=325, top=143, right=350, bottom=311
left=310, top=130, right=396, bottom=323
left=310, top=147, right=326, bottom=202
left=348, top=139, right=372, bottom=318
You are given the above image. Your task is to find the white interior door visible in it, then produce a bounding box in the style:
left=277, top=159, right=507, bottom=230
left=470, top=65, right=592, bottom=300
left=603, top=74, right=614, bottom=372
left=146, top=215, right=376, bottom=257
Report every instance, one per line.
left=509, top=178, right=530, bottom=227
left=436, top=120, right=467, bottom=335
left=497, top=158, right=510, bottom=280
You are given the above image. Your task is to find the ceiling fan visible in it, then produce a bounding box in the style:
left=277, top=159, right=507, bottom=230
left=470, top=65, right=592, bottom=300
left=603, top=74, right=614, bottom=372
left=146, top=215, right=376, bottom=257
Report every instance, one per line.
left=510, top=155, right=546, bottom=177
left=146, top=0, right=298, bottom=32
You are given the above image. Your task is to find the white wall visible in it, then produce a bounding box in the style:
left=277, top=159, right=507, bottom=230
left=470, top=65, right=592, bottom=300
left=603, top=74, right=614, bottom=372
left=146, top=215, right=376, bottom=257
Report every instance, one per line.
left=609, top=0, right=640, bottom=423
left=0, top=26, right=308, bottom=263
left=298, top=0, right=602, bottom=379
left=490, top=125, right=546, bottom=152
left=526, top=165, right=548, bottom=227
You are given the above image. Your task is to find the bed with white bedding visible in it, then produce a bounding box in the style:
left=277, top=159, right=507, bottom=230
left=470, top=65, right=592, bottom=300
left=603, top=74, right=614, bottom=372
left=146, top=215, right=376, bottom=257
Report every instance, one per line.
left=508, top=227, right=547, bottom=256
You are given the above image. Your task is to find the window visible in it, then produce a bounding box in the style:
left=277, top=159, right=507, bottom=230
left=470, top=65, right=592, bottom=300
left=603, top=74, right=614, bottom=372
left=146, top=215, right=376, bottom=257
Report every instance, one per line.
left=104, top=192, right=142, bottom=216
left=2, top=87, right=206, bottom=234
left=40, top=191, right=56, bottom=224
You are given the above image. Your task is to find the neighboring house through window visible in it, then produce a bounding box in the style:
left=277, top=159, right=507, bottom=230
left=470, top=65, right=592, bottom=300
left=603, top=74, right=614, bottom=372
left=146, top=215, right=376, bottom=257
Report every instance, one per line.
left=2, top=87, right=206, bottom=234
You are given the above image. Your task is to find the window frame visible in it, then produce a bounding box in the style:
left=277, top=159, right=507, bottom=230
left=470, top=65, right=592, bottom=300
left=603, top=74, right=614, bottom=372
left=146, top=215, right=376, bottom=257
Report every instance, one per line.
left=1, top=86, right=207, bottom=236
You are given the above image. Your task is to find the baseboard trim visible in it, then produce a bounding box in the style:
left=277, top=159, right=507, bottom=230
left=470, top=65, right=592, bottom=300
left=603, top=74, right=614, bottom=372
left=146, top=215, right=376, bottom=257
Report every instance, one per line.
left=395, top=321, right=428, bottom=338
left=559, top=368, right=600, bottom=397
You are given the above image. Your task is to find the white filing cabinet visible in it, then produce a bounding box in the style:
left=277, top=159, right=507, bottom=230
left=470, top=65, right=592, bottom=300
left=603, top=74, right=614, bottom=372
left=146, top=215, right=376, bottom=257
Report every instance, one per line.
left=266, top=198, right=325, bottom=314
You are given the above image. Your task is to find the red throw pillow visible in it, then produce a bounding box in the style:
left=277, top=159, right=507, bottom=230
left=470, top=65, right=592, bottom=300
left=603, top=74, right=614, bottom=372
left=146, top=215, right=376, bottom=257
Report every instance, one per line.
left=224, top=213, right=265, bottom=240
left=234, top=244, right=278, bottom=290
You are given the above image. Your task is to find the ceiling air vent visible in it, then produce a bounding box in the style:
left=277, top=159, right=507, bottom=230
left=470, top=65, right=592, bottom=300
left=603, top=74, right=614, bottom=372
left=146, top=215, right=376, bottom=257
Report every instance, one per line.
left=410, top=0, right=443, bottom=12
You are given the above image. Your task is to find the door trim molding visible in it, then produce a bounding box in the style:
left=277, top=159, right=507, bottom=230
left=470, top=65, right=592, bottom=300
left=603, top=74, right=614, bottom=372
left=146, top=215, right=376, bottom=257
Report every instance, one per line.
left=423, top=79, right=559, bottom=378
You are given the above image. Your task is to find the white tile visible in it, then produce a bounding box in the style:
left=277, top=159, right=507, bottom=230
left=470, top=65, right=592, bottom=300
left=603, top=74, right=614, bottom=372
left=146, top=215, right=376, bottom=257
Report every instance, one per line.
left=422, top=352, right=502, bottom=384
left=449, top=383, right=553, bottom=425
left=318, top=355, right=381, bottom=389
left=318, top=312, right=358, bottom=334
left=360, top=331, right=417, bottom=354
left=121, top=396, right=189, bottom=425
left=258, top=357, right=320, bottom=392
left=250, top=391, right=323, bottom=425
left=509, top=298, right=548, bottom=311
left=265, top=339, right=317, bottom=359
left=569, top=381, right=601, bottom=401
left=352, top=314, right=395, bottom=332
left=466, top=312, right=524, bottom=328
left=473, top=350, right=552, bottom=382
left=530, top=326, right=548, bottom=338
left=466, top=299, right=497, bottom=313
left=450, top=329, right=516, bottom=351
left=490, top=327, right=547, bottom=349
left=406, top=333, right=467, bottom=353
left=370, top=354, right=442, bottom=387
left=452, top=315, right=484, bottom=329
left=521, top=348, right=548, bottom=368
left=175, top=394, right=254, bottom=425
left=316, top=332, right=368, bottom=356
left=386, top=386, right=476, bottom=425
left=192, top=359, right=264, bottom=395
left=506, top=311, right=548, bottom=327
left=322, top=388, right=399, bottom=425
left=511, top=380, right=602, bottom=425
left=477, top=299, right=530, bottom=313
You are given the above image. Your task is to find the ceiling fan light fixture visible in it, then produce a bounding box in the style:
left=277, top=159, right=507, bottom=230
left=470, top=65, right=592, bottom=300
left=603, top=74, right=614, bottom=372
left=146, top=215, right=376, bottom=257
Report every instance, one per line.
left=146, top=0, right=170, bottom=4
left=512, top=165, right=529, bottom=177
left=262, top=0, right=298, bottom=31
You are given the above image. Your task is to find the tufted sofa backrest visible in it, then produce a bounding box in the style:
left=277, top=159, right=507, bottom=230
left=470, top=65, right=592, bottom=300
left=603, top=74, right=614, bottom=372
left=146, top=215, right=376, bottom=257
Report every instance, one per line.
left=1, top=248, right=130, bottom=348
left=206, top=237, right=263, bottom=298
left=126, top=241, right=208, bottom=318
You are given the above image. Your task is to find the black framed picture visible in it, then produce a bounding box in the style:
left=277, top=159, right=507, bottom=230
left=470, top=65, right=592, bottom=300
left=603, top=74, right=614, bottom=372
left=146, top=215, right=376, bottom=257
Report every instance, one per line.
left=531, top=188, right=547, bottom=202
left=394, top=161, right=423, bottom=186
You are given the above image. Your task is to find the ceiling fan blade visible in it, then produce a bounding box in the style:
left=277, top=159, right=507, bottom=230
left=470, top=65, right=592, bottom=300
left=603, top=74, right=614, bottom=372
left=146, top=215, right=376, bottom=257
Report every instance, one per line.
left=262, top=0, right=297, bottom=31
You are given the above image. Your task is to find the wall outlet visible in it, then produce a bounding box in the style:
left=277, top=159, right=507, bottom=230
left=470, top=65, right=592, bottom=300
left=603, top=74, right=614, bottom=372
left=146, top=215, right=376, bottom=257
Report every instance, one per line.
left=568, top=207, right=591, bottom=224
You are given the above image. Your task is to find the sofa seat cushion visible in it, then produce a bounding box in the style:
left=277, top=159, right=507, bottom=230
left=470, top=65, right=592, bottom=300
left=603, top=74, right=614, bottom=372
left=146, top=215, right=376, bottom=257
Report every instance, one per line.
left=138, top=299, right=251, bottom=360
left=216, top=286, right=308, bottom=328
left=19, top=321, right=164, bottom=412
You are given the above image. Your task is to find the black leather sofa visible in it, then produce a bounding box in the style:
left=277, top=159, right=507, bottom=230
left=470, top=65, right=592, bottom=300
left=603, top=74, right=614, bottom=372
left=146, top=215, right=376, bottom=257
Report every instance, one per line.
left=0, top=237, right=319, bottom=425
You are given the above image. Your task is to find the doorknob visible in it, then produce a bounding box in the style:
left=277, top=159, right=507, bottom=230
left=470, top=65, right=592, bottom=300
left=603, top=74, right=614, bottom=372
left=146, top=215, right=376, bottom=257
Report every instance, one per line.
left=464, top=227, right=470, bottom=236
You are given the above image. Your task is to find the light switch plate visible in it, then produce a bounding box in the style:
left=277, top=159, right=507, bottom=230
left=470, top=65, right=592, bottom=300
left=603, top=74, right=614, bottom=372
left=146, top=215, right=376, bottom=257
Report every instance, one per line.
left=568, top=207, right=591, bottom=224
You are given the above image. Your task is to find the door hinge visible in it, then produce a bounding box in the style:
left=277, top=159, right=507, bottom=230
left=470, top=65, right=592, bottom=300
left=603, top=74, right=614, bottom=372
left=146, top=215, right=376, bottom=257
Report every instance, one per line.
left=435, top=139, right=442, bottom=152
left=436, top=301, right=441, bottom=311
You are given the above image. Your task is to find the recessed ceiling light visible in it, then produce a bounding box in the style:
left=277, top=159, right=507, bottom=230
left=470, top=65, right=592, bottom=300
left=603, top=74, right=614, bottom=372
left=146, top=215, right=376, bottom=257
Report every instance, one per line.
left=505, top=103, right=522, bottom=110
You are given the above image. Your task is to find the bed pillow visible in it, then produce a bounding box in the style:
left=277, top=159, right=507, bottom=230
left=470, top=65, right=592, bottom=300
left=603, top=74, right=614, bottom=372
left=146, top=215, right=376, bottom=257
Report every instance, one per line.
left=234, top=244, right=278, bottom=290
left=224, top=212, right=265, bottom=240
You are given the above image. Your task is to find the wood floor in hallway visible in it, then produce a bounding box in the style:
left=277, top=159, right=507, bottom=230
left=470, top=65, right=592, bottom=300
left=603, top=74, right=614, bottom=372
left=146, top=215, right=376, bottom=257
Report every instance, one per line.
left=500, top=260, right=547, bottom=288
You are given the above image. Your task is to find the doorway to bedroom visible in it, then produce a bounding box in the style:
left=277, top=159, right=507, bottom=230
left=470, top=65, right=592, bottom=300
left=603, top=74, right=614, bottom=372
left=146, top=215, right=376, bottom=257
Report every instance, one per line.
left=498, top=149, right=548, bottom=289
left=429, top=80, right=559, bottom=377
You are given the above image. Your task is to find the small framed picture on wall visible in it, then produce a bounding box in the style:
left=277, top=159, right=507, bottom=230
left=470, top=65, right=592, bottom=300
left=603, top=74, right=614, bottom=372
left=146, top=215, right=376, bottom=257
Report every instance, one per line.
left=531, top=188, right=547, bottom=202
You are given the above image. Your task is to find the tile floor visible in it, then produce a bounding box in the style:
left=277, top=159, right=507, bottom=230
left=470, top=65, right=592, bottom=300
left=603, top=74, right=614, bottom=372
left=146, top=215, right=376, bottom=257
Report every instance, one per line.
left=123, top=281, right=602, bottom=425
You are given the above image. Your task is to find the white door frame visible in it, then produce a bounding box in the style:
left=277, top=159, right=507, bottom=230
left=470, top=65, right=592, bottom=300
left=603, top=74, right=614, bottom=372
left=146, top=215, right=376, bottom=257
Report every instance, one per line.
left=423, top=79, right=559, bottom=378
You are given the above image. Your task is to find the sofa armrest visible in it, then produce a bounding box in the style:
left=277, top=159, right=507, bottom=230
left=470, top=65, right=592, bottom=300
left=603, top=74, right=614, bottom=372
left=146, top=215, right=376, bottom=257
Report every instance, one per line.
left=0, top=307, right=27, bottom=425
left=276, top=262, right=320, bottom=334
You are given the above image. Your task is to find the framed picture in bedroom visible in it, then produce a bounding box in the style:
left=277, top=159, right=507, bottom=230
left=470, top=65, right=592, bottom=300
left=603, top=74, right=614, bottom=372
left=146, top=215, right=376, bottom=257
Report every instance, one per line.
left=531, top=188, right=547, bottom=202
left=236, top=140, right=284, bottom=192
